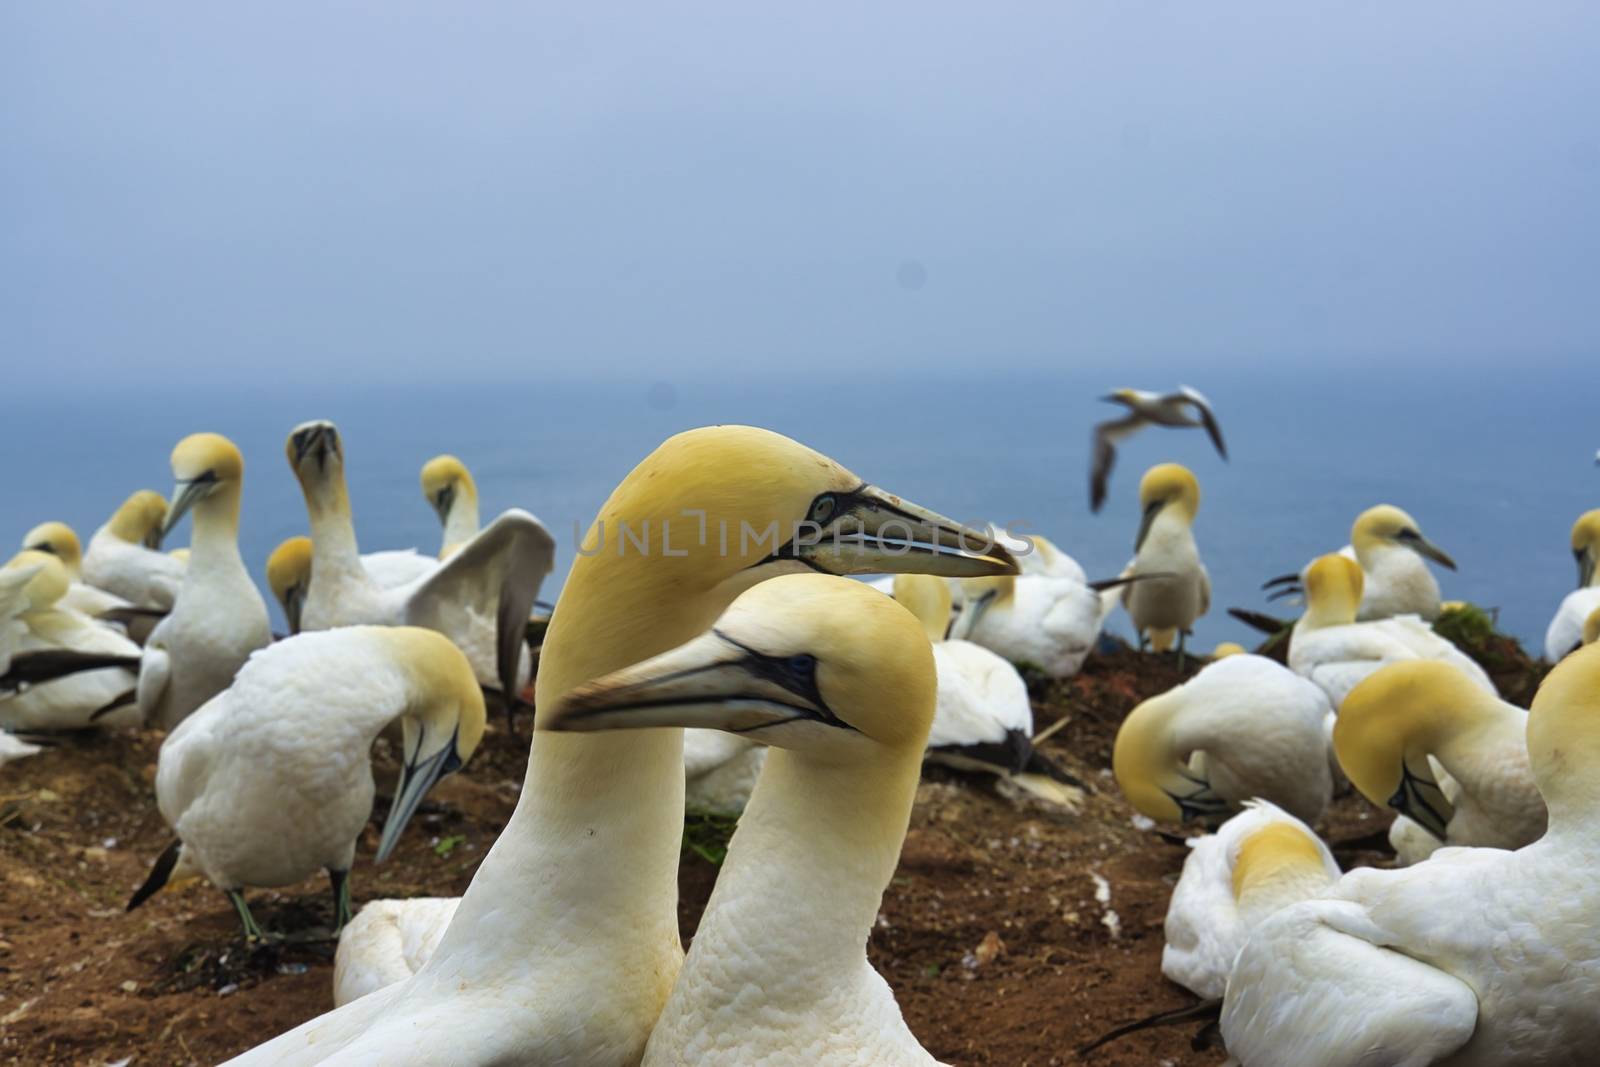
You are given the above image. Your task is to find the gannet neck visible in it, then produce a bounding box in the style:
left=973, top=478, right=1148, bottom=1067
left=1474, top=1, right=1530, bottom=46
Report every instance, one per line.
left=188, top=481, right=247, bottom=572
left=379, top=627, right=488, bottom=757
left=893, top=573, right=952, bottom=642
left=1527, top=644, right=1600, bottom=829
left=444, top=487, right=479, bottom=553
left=1573, top=510, right=1600, bottom=588
left=298, top=461, right=366, bottom=579
left=1113, top=691, right=1195, bottom=824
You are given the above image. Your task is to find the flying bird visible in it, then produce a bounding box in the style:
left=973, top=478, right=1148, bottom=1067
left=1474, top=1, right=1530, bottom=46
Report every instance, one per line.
left=1090, top=386, right=1227, bottom=512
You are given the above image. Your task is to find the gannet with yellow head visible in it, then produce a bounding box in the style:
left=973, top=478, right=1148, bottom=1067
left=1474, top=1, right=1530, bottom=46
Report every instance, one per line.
left=1114, top=646, right=1333, bottom=827
left=1544, top=508, right=1600, bottom=661
left=1160, top=800, right=1339, bottom=999
left=232, top=424, right=1013, bottom=1065
left=130, top=626, right=485, bottom=939
left=1261, top=504, right=1457, bottom=621
left=420, top=454, right=480, bottom=558
left=136, top=434, right=271, bottom=732
left=20, top=521, right=134, bottom=617
left=81, top=489, right=186, bottom=610
left=1089, top=385, right=1227, bottom=512
left=1335, top=659, right=1544, bottom=865
left=546, top=574, right=947, bottom=1065
left=287, top=420, right=553, bottom=725
left=266, top=536, right=313, bottom=635
left=1121, top=463, right=1210, bottom=658
left=1221, top=644, right=1600, bottom=1065
left=1287, top=553, right=1493, bottom=709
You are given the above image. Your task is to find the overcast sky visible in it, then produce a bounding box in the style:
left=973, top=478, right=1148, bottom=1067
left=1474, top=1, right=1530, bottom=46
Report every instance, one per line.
left=4, top=2, right=1597, bottom=387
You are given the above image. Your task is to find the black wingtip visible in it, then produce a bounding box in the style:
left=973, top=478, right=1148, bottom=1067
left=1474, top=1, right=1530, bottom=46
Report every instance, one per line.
left=1077, top=997, right=1223, bottom=1056
left=127, top=839, right=183, bottom=912
left=89, top=689, right=138, bottom=722
left=1023, top=749, right=1089, bottom=791
left=1227, top=607, right=1292, bottom=635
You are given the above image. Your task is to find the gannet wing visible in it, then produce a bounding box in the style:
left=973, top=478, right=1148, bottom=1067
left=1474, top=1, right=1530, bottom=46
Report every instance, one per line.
left=1221, top=898, right=1477, bottom=1067
left=1178, top=385, right=1228, bottom=460
left=1198, top=563, right=1211, bottom=619
left=1090, top=413, right=1142, bottom=513
left=135, top=642, right=172, bottom=727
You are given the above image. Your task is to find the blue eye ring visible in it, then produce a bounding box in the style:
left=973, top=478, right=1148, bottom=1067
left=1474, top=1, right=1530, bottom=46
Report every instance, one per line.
left=786, top=653, right=817, bottom=674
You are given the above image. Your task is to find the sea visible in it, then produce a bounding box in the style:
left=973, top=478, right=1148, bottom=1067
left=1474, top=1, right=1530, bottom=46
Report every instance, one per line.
left=2, top=368, right=1593, bottom=652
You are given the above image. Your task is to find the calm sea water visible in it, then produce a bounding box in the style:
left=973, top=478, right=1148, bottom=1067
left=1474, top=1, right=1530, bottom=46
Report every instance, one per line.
left=2, top=369, right=1593, bottom=650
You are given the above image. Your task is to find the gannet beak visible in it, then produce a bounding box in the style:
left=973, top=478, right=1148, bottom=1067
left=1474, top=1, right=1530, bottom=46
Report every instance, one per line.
left=955, top=589, right=1000, bottom=639
left=283, top=584, right=305, bottom=636
left=431, top=486, right=454, bottom=524
left=545, top=630, right=850, bottom=737
left=162, top=475, right=216, bottom=539
left=376, top=729, right=463, bottom=863
left=1134, top=499, right=1164, bottom=553
left=1389, top=759, right=1454, bottom=842
left=773, top=485, right=1016, bottom=578
left=1577, top=547, right=1595, bottom=590
left=290, top=423, right=338, bottom=473
left=1400, top=532, right=1457, bottom=571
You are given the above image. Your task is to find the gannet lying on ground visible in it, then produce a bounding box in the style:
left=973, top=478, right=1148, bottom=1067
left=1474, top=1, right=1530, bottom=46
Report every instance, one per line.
left=1335, top=660, right=1544, bottom=866
left=1263, top=505, right=1457, bottom=621
left=129, top=626, right=485, bottom=939
left=333, top=896, right=460, bottom=1006
left=136, top=434, right=272, bottom=731
left=1288, top=554, right=1493, bottom=709
left=1121, top=463, right=1210, bottom=659
left=1089, top=386, right=1226, bottom=512
left=228, top=425, right=1013, bottom=1066
left=1162, top=800, right=1340, bottom=999
left=1220, top=644, right=1600, bottom=1066
left=547, top=573, right=948, bottom=1066
left=420, top=454, right=480, bottom=557
left=1544, top=508, right=1600, bottom=661
left=19, top=522, right=132, bottom=617
left=951, top=570, right=1119, bottom=678
left=1114, top=651, right=1333, bottom=826
left=81, top=490, right=185, bottom=610
left=287, top=420, right=554, bottom=723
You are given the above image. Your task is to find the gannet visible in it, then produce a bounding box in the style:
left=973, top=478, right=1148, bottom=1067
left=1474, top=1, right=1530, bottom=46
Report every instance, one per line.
left=1543, top=508, right=1600, bottom=661
left=420, top=454, right=480, bottom=557
left=19, top=522, right=133, bottom=617
left=1335, top=660, right=1545, bottom=865
left=1220, top=644, right=1600, bottom=1066
left=951, top=571, right=1117, bottom=678
left=546, top=573, right=948, bottom=1065
left=1162, top=800, right=1340, bottom=998
left=81, top=490, right=185, bottom=610
left=130, top=626, right=485, bottom=939
left=226, top=424, right=1013, bottom=1065
left=136, top=434, right=273, bottom=732
left=1114, top=651, right=1333, bottom=826
left=1089, top=386, right=1226, bottom=512
left=1120, top=463, right=1210, bottom=659
left=0, top=551, right=141, bottom=730
left=1288, top=554, right=1494, bottom=710
left=333, top=896, right=461, bottom=1006
left=1263, top=504, right=1457, bottom=621
left=266, top=536, right=313, bottom=635
left=1015, top=532, right=1088, bottom=581
left=287, top=420, right=554, bottom=721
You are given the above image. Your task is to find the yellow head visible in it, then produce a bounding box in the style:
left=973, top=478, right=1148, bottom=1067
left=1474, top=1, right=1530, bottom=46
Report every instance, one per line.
left=1351, top=505, right=1456, bottom=571
left=1300, top=553, right=1364, bottom=629
left=4, top=550, right=71, bottom=610
left=1212, top=642, right=1247, bottom=659
left=285, top=420, right=349, bottom=522
left=1135, top=463, right=1200, bottom=549
left=420, top=455, right=477, bottom=521
left=893, top=573, right=954, bottom=643
left=1231, top=821, right=1330, bottom=903
left=106, top=490, right=170, bottom=549
left=1571, top=509, right=1600, bottom=588
left=21, top=522, right=83, bottom=576
left=1112, top=688, right=1230, bottom=825
left=265, top=536, right=313, bottom=634
left=165, top=432, right=246, bottom=537
left=1526, top=642, right=1600, bottom=820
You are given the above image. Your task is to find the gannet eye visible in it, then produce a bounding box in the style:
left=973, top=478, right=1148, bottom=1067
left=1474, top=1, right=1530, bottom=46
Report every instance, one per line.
left=786, top=653, right=818, bottom=677
left=808, top=495, right=837, bottom=524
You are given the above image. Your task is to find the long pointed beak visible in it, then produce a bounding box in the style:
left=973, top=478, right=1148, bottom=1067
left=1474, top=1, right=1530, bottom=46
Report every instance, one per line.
left=282, top=585, right=305, bottom=635
left=1577, top=547, right=1595, bottom=590
left=792, top=485, right=1017, bottom=578
left=952, top=589, right=998, bottom=640
left=431, top=487, right=454, bottom=525
left=1134, top=499, right=1164, bottom=553
left=1407, top=535, right=1457, bottom=572
left=544, top=632, right=841, bottom=737
left=1390, top=759, right=1454, bottom=842
left=1261, top=572, right=1301, bottom=590
left=162, top=481, right=209, bottom=539
left=376, top=733, right=462, bottom=863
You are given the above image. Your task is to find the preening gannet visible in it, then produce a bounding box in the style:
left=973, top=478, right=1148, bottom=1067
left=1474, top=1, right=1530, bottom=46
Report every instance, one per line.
left=137, top=434, right=272, bottom=732
left=1089, top=386, right=1226, bottom=512
left=547, top=573, right=947, bottom=1066
left=1162, top=800, right=1339, bottom=999
left=266, top=536, right=313, bottom=634
left=20, top=522, right=132, bottom=617
left=333, top=896, right=461, bottom=1006
left=1543, top=509, right=1600, bottom=661
left=1264, top=505, right=1457, bottom=621
left=81, top=490, right=185, bottom=610
left=1288, top=554, right=1494, bottom=710
left=1121, top=463, right=1210, bottom=658
left=0, top=551, right=141, bottom=730
left=1335, top=660, right=1544, bottom=865
left=287, top=420, right=554, bottom=721
left=951, top=570, right=1120, bottom=678
left=130, top=626, right=485, bottom=939
left=420, top=454, right=480, bottom=557
left=1220, top=644, right=1600, bottom=1066
left=1114, top=652, right=1334, bottom=826
left=226, top=424, right=1014, bottom=1066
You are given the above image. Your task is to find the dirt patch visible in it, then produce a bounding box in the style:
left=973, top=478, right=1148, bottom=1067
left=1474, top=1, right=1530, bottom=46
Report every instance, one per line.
left=2, top=648, right=1423, bottom=1066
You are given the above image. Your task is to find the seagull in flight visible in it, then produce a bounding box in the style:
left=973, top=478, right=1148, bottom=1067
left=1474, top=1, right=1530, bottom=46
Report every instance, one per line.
left=1090, top=386, right=1227, bottom=512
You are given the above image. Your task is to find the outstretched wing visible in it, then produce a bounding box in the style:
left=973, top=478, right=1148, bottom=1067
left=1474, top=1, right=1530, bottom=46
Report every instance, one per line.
left=1090, top=414, right=1142, bottom=513
left=1178, top=385, right=1228, bottom=460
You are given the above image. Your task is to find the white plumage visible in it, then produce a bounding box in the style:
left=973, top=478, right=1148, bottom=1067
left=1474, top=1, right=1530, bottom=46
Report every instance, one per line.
left=81, top=490, right=186, bottom=611
left=333, top=897, right=461, bottom=1007
left=1290, top=613, right=1493, bottom=710
left=953, top=573, right=1109, bottom=678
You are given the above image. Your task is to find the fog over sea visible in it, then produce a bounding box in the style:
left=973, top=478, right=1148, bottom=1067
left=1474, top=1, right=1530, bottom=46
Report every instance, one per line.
left=2, top=367, right=1593, bottom=650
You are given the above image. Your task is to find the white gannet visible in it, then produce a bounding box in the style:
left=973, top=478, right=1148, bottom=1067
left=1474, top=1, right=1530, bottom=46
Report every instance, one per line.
left=420, top=454, right=481, bottom=557
left=266, top=536, right=314, bottom=635
left=129, top=626, right=485, bottom=938
left=1162, top=800, right=1340, bottom=999
left=81, top=490, right=186, bottom=610
left=1015, top=532, right=1088, bottom=581
left=546, top=573, right=947, bottom=1066
left=0, top=551, right=141, bottom=730
left=137, top=434, right=273, bottom=732
left=1544, top=508, right=1600, bottom=661
left=951, top=571, right=1114, bottom=678
left=1220, top=644, right=1600, bottom=1066
left=287, top=420, right=554, bottom=722
left=1335, top=660, right=1545, bottom=866
left=1288, top=554, right=1494, bottom=710
left=333, top=896, right=461, bottom=1006
left=1263, top=504, right=1457, bottom=621
left=1114, top=651, right=1333, bottom=827
left=226, top=425, right=1014, bottom=1065
left=1121, top=463, right=1210, bottom=659
left=1089, top=386, right=1226, bottom=512
left=19, top=522, right=133, bottom=617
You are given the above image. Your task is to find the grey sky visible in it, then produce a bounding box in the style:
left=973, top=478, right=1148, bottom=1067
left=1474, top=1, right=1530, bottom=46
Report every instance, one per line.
left=4, top=2, right=1597, bottom=387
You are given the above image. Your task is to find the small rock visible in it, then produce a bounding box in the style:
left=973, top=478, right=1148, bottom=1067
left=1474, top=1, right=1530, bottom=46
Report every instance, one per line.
left=276, top=962, right=308, bottom=976
left=217, top=983, right=239, bottom=997
left=973, top=930, right=1005, bottom=967
left=119, top=980, right=138, bottom=993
